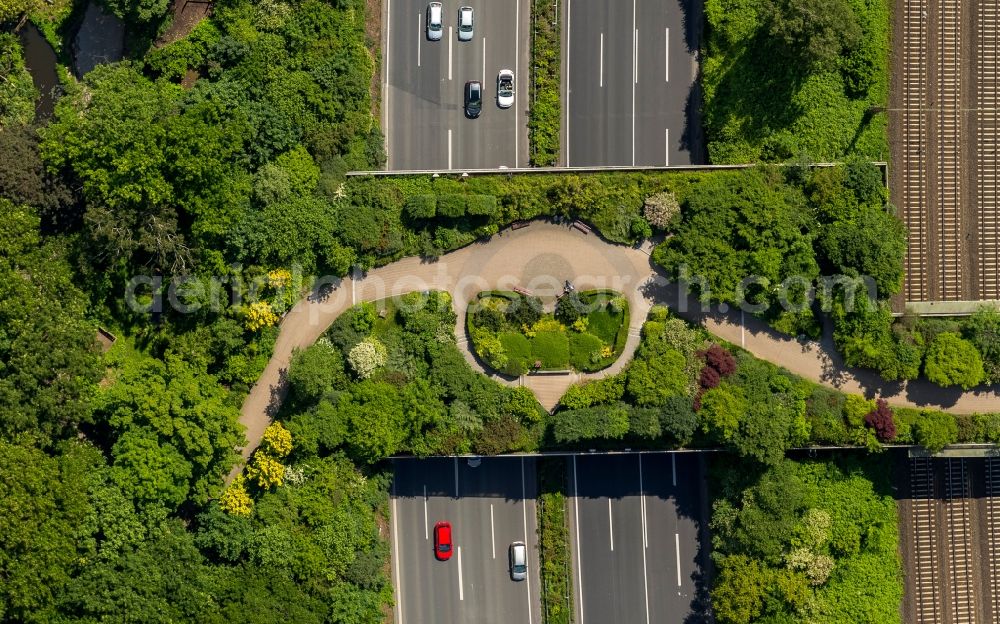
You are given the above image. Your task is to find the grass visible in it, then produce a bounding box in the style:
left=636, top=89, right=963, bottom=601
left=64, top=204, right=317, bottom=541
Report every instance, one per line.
left=537, top=457, right=572, bottom=624
left=500, top=331, right=532, bottom=375
left=701, top=0, right=889, bottom=163
left=529, top=0, right=560, bottom=165
left=569, top=332, right=603, bottom=371
left=531, top=331, right=569, bottom=369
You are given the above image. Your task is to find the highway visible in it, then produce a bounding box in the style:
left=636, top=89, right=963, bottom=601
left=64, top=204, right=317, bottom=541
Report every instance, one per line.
left=564, top=0, right=703, bottom=166
left=569, top=452, right=708, bottom=623
left=391, top=456, right=542, bottom=624
left=384, top=0, right=530, bottom=170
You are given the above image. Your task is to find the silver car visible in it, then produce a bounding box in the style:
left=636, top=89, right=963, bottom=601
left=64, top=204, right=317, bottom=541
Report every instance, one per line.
left=509, top=541, right=527, bottom=581
left=458, top=6, right=474, bottom=41
left=426, top=2, right=443, bottom=41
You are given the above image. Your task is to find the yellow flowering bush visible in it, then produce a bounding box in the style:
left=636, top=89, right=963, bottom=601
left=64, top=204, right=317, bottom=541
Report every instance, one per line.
left=244, top=301, right=279, bottom=332
left=220, top=475, right=254, bottom=517
left=247, top=453, right=285, bottom=489
left=262, top=421, right=293, bottom=458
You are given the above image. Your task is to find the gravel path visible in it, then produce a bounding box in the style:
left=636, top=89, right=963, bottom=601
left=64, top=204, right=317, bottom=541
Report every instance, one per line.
left=228, top=221, right=1000, bottom=482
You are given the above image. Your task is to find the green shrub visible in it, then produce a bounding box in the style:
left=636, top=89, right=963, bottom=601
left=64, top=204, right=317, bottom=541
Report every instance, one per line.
left=532, top=331, right=570, bottom=369
left=499, top=332, right=532, bottom=376
left=436, top=194, right=466, bottom=218
left=538, top=459, right=571, bottom=624
left=551, top=403, right=630, bottom=443
left=405, top=194, right=437, bottom=219
left=558, top=375, right=626, bottom=410
left=465, top=194, right=498, bottom=216
left=924, top=332, right=985, bottom=390
left=569, top=332, right=604, bottom=371
left=529, top=0, right=560, bottom=165
left=913, top=409, right=959, bottom=452
left=628, top=407, right=661, bottom=439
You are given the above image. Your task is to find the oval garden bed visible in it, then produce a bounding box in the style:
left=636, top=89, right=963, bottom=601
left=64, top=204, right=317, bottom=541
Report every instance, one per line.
left=467, top=290, right=630, bottom=376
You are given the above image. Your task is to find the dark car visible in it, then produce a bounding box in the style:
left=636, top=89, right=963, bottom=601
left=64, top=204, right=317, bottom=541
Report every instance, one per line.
left=464, top=81, right=482, bottom=118
left=434, top=521, right=453, bottom=560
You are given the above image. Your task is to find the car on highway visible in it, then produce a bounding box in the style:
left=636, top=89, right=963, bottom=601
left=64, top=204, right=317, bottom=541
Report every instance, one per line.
left=464, top=80, right=482, bottom=118
left=434, top=521, right=453, bottom=560
left=497, top=69, right=514, bottom=108
left=458, top=6, right=474, bottom=41
left=509, top=541, right=527, bottom=581
left=426, top=2, right=443, bottom=41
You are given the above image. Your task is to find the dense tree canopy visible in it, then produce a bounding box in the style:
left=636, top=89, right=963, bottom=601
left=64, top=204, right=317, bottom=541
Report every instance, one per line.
left=0, top=202, right=102, bottom=444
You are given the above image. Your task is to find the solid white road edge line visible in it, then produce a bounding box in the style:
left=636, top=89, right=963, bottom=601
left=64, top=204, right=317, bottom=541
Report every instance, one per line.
left=482, top=37, right=486, bottom=82
left=665, top=128, right=669, bottom=167
left=491, top=503, right=496, bottom=559
left=449, top=27, right=453, bottom=80
left=600, top=33, right=604, bottom=88
left=608, top=498, right=614, bottom=551
left=417, top=14, right=421, bottom=67
left=384, top=0, right=391, bottom=168
left=514, top=0, right=520, bottom=168
left=565, top=0, right=571, bottom=165
left=522, top=458, right=534, bottom=624
left=573, top=455, right=584, bottom=624
left=675, top=533, right=682, bottom=587
left=458, top=545, right=465, bottom=600
left=665, top=27, right=669, bottom=82
left=423, top=485, right=428, bottom=540
left=639, top=455, right=650, bottom=624
left=448, top=129, right=453, bottom=170
left=391, top=496, right=403, bottom=624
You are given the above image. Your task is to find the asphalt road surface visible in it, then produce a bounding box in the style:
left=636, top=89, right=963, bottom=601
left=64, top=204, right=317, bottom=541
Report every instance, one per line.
left=384, top=0, right=530, bottom=170
left=569, top=452, right=708, bottom=624
left=391, top=457, right=542, bottom=624
left=564, top=0, right=703, bottom=166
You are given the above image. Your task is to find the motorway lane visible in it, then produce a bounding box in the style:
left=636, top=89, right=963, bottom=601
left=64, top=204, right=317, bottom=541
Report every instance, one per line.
left=565, top=0, right=702, bottom=166
left=642, top=453, right=704, bottom=621
left=570, top=453, right=707, bottom=624
left=385, top=0, right=529, bottom=170
left=572, top=454, right=649, bottom=624
left=565, top=0, right=634, bottom=167
left=391, top=457, right=542, bottom=624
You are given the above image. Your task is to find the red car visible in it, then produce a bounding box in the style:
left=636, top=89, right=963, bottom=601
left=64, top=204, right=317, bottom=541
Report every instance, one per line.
left=434, top=521, right=453, bottom=560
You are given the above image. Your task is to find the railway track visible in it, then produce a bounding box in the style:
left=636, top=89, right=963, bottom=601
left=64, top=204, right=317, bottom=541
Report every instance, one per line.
left=903, top=0, right=929, bottom=302
left=910, top=457, right=940, bottom=623
left=945, top=458, right=976, bottom=624
left=987, top=458, right=1000, bottom=620
left=936, top=0, right=963, bottom=301
left=979, top=0, right=1000, bottom=300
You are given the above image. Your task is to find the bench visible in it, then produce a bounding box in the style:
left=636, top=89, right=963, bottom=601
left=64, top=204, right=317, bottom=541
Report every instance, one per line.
left=572, top=220, right=592, bottom=234
left=513, top=286, right=532, bottom=296
left=511, top=220, right=530, bottom=230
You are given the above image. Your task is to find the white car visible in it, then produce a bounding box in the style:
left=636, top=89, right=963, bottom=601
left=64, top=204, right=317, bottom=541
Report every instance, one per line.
left=458, top=6, right=474, bottom=41
left=497, top=69, right=514, bottom=108
left=426, top=2, right=442, bottom=41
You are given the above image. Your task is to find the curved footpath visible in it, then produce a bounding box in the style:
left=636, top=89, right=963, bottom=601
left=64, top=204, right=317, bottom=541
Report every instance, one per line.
left=229, top=221, right=1000, bottom=480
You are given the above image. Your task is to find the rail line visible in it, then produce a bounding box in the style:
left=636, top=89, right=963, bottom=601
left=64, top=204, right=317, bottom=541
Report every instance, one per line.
left=902, top=0, right=929, bottom=302
left=987, top=458, right=1000, bottom=620
left=945, top=458, right=976, bottom=624
left=935, top=0, right=963, bottom=301
left=979, top=0, right=1000, bottom=300
left=910, top=457, right=940, bottom=623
